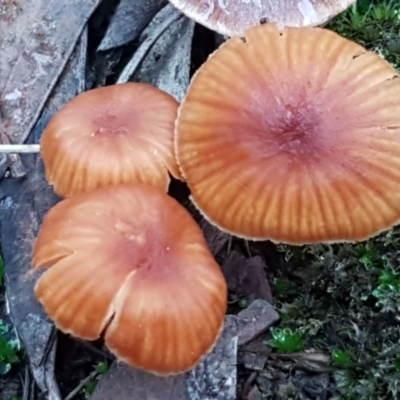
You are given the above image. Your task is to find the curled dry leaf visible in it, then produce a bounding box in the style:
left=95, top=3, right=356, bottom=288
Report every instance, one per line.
left=118, top=4, right=194, bottom=102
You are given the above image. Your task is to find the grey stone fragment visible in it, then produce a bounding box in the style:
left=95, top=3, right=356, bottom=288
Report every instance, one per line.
left=89, top=363, right=187, bottom=400
left=90, top=316, right=239, bottom=400
left=237, top=300, right=279, bottom=346
left=187, top=315, right=238, bottom=400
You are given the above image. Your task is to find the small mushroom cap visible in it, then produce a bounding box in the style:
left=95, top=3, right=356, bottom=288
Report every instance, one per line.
left=32, top=183, right=227, bottom=375
left=176, top=23, right=400, bottom=245
left=41, top=82, right=181, bottom=197
left=168, top=0, right=356, bottom=36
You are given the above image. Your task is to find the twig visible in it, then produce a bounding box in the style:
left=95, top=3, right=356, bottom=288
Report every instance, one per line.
left=75, top=338, right=115, bottom=361
left=240, top=371, right=257, bottom=400
left=227, top=236, right=232, bottom=255
left=64, top=369, right=98, bottom=400
left=0, top=144, right=40, bottom=153
left=244, top=239, right=252, bottom=257
left=39, top=326, right=58, bottom=367
left=21, top=365, right=30, bottom=400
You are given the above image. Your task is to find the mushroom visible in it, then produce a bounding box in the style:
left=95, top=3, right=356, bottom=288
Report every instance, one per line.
left=40, top=82, right=181, bottom=198
left=32, top=183, right=227, bottom=375
left=168, top=0, right=356, bottom=37
left=175, top=23, right=400, bottom=245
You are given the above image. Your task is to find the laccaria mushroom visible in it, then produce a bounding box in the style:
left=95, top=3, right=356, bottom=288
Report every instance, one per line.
left=41, top=82, right=181, bottom=197
left=175, top=23, right=400, bottom=245
left=32, top=183, right=227, bottom=375
left=168, top=0, right=356, bottom=37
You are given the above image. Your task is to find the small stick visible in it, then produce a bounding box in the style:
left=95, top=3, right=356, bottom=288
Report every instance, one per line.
left=0, top=144, right=41, bottom=153
left=64, top=369, right=99, bottom=400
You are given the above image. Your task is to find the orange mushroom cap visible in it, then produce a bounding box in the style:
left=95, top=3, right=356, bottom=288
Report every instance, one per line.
left=168, top=0, right=355, bottom=37
left=32, top=183, right=227, bottom=375
left=40, top=82, right=181, bottom=197
left=175, top=23, right=400, bottom=245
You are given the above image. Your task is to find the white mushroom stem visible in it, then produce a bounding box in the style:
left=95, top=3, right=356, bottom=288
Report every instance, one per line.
left=0, top=144, right=41, bottom=153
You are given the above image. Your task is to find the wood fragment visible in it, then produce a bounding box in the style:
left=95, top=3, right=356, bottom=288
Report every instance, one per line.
left=0, top=144, right=41, bottom=154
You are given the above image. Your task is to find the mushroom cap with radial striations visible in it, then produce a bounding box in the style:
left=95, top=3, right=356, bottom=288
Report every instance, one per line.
left=167, top=0, right=356, bottom=37
left=175, top=23, right=400, bottom=245
left=32, top=183, right=227, bottom=375
left=40, top=82, right=182, bottom=198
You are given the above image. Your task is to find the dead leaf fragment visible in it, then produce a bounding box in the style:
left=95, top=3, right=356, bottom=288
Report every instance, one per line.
left=117, top=4, right=194, bottom=102
left=222, top=252, right=274, bottom=305
left=0, top=0, right=100, bottom=150
left=98, top=0, right=167, bottom=51
left=0, top=29, right=87, bottom=397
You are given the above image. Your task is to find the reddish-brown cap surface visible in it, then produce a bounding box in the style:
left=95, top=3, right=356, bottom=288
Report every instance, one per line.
left=168, top=0, right=356, bottom=37
left=32, top=183, right=227, bottom=375
left=176, top=23, right=400, bottom=245
left=41, top=82, right=181, bottom=197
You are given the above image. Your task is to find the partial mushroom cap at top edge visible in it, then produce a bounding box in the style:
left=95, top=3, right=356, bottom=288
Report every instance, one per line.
left=32, top=183, right=227, bottom=375
left=175, top=23, right=400, bottom=245
left=40, top=82, right=182, bottom=198
left=168, top=0, right=356, bottom=36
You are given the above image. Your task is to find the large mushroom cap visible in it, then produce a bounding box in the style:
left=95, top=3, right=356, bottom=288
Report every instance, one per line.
left=41, top=82, right=181, bottom=197
left=168, top=0, right=356, bottom=37
left=176, top=23, right=400, bottom=245
left=32, top=183, right=227, bottom=375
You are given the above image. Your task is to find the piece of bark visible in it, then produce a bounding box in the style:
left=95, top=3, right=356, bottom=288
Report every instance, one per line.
left=98, top=0, right=167, bottom=51
left=90, top=316, right=238, bottom=400
left=0, top=154, right=61, bottom=400
left=246, top=385, right=262, bottom=400
left=118, top=3, right=194, bottom=102
left=240, top=351, right=268, bottom=372
left=0, top=0, right=100, bottom=157
left=222, top=252, right=273, bottom=305
left=0, top=30, right=87, bottom=398
left=237, top=300, right=279, bottom=346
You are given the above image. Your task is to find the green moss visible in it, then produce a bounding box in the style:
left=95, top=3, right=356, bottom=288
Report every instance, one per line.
left=326, top=0, right=400, bottom=70
left=269, top=232, right=400, bottom=399
left=0, top=321, right=21, bottom=375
